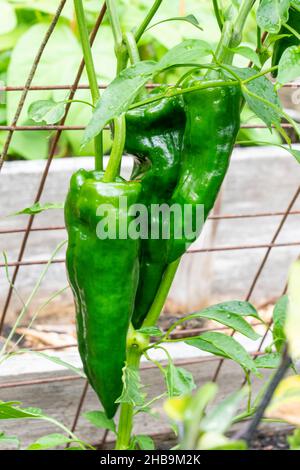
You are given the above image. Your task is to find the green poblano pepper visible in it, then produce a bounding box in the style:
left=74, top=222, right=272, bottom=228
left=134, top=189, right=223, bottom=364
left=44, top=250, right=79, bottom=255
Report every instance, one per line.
left=125, top=88, right=185, bottom=328
left=65, top=169, right=141, bottom=418
left=167, top=78, right=241, bottom=262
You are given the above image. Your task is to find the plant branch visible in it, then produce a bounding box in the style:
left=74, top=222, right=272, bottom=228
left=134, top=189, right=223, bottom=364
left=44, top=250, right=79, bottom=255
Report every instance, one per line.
left=142, top=259, right=181, bottom=328
left=74, top=0, right=103, bottom=170
left=134, top=0, right=164, bottom=43
left=241, top=346, right=292, bottom=445
left=212, top=0, right=224, bottom=31
left=102, top=114, right=126, bottom=182
left=124, top=31, right=141, bottom=65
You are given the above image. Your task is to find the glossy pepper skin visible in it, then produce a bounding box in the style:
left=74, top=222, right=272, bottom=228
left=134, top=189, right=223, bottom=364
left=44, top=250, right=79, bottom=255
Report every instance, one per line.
left=272, top=7, right=300, bottom=78
left=125, top=89, right=185, bottom=328
left=65, top=169, right=141, bottom=418
left=167, top=79, right=241, bottom=262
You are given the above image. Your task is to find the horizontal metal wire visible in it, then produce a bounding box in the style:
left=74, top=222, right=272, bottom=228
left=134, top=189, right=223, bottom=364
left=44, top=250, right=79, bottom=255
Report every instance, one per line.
left=1, top=210, right=300, bottom=236
left=0, top=350, right=266, bottom=390
left=1, top=241, right=299, bottom=268
left=0, top=83, right=298, bottom=92
left=0, top=123, right=296, bottom=131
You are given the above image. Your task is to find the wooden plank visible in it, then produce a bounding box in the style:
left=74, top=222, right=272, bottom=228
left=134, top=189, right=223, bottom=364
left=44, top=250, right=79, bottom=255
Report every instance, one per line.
left=1, top=147, right=300, bottom=323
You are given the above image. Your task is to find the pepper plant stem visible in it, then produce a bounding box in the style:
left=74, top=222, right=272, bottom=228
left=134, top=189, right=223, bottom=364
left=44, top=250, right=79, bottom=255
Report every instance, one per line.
left=115, top=346, right=142, bottom=450
left=73, top=0, right=103, bottom=170
left=134, top=0, right=163, bottom=43
left=142, top=259, right=181, bottom=328
left=104, top=0, right=127, bottom=182
left=102, top=114, right=126, bottom=182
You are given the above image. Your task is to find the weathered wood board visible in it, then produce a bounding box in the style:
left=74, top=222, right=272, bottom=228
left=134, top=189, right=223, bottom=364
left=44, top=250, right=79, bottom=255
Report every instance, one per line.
left=1, top=147, right=300, bottom=323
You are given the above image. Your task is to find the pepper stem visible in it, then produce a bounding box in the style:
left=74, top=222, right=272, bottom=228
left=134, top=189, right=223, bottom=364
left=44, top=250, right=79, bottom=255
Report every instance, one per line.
left=115, top=327, right=149, bottom=450
left=102, top=114, right=126, bottom=183
left=142, top=259, right=181, bottom=328
left=73, top=0, right=103, bottom=170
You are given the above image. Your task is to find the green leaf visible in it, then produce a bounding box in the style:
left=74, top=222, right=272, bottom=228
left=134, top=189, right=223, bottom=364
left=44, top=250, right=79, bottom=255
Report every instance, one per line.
left=277, top=45, right=300, bottom=84
left=292, top=0, right=300, bottom=10
left=147, top=15, right=203, bottom=33
left=236, top=67, right=282, bottom=129
left=84, top=40, right=212, bottom=143
left=137, top=326, right=164, bottom=337
left=28, top=99, right=66, bottom=124
left=289, top=148, right=300, bottom=164
left=116, top=365, right=146, bottom=407
left=257, top=0, right=290, bottom=33
left=187, top=301, right=261, bottom=340
left=273, top=295, right=288, bottom=352
left=12, top=201, right=64, bottom=216
left=0, top=431, right=19, bottom=448
left=30, top=351, right=85, bottom=378
left=0, top=1, right=17, bottom=35
left=165, top=364, right=196, bottom=397
left=84, top=411, right=116, bottom=434
left=156, top=39, right=211, bottom=70
left=186, top=332, right=261, bottom=376
left=288, top=428, right=300, bottom=450
left=201, top=388, right=246, bottom=434
left=27, top=433, right=73, bottom=450
left=197, top=431, right=247, bottom=450
left=230, top=46, right=261, bottom=67
left=0, top=402, right=43, bottom=420
left=83, top=61, right=155, bottom=144
left=133, top=435, right=155, bottom=450
left=255, top=352, right=282, bottom=369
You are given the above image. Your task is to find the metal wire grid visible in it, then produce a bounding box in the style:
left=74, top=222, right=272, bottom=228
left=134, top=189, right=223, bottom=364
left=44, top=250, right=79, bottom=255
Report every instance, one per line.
left=0, top=0, right=299, bottom=446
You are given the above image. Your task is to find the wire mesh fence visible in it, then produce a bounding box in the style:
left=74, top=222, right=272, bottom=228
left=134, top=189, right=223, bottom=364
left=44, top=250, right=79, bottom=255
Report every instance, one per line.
left=0, top=0, right=299, bottom=447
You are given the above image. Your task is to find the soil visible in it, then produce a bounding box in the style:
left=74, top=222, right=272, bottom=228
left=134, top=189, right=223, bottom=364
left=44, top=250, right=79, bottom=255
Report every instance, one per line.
left=250, top=428, right=291, bottom=450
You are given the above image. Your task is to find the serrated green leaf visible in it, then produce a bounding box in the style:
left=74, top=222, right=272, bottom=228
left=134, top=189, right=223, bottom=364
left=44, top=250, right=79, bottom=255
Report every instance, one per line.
left=273, top=295, right=288, bottom=352
left=28, top=99, right=66, bottom=124
left=257, top=0, right=290, bottom=33
left=186, top=332, right=261, bottom=376
left=84, top=411, right=116, bottom=434
left=165, top=364, right=196, bottom=397
left=277, top=45, right=300, bottom=84
left=116, top=365, right=146, bottom=407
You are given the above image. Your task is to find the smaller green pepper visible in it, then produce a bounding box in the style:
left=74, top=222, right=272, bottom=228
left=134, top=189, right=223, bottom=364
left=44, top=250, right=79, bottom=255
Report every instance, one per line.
left=126, top=88, right=185, bottom=328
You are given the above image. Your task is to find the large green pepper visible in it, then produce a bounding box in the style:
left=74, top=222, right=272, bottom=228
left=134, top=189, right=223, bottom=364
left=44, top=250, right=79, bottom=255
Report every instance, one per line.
left=65, top=169, right=141, bottom=418
left=125, top=89, right=185, bottom=328
left=167, top=79, right=241, bottom=262
left=272, top=7, right=300, bottom=77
